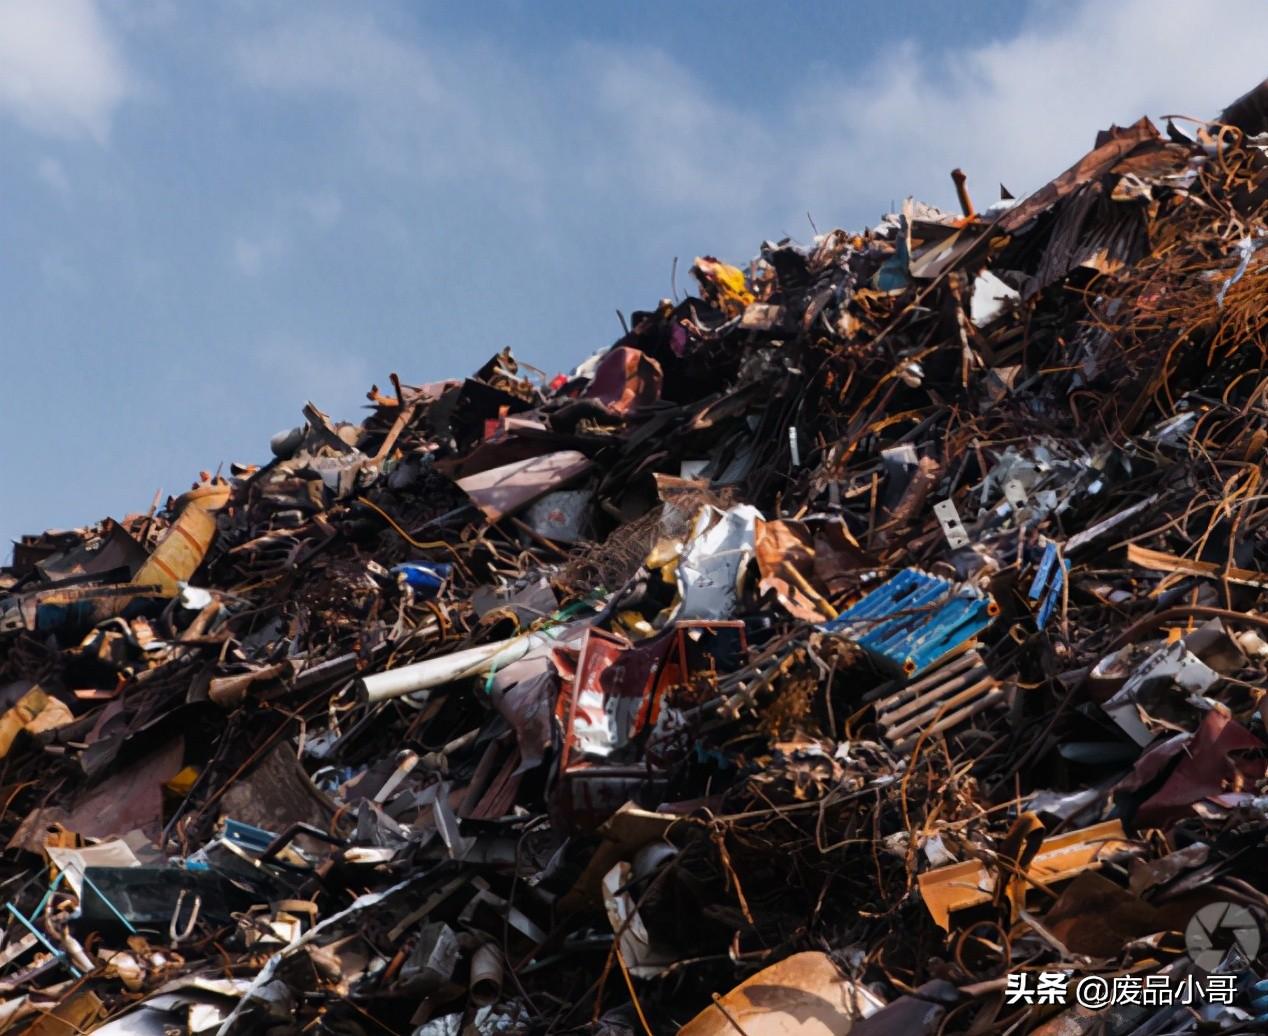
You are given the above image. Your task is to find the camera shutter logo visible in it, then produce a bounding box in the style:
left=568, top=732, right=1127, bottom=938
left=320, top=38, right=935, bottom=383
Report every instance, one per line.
left=1185, top=902, right=1259, bottom=971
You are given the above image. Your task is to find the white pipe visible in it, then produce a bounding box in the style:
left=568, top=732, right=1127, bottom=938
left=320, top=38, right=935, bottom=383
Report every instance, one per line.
left=358, top=626, right=575, bottom=702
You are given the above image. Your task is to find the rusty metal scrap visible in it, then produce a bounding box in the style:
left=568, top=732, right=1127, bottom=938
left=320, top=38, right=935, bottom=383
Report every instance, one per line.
left=11, top=80, right=1268, bottom=1035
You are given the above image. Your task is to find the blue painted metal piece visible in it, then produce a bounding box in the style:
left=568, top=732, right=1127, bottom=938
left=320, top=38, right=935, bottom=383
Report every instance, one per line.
left=1028, top=543, right=1058, bottom=600
left=392, top=562, right=452, bottom=597
left=1252, top=977, right=1268, bottom=1019
left=39, top=868, right=138, bottom=936
left=37, top=868, right=136, bottom=935
left=823, top=568, right=996, bottom=676
left=5, top=901, right=82, bottom=977
left=1027, top=542, right=1068, bottom=630
left=222, top=818, right=277, bottom=855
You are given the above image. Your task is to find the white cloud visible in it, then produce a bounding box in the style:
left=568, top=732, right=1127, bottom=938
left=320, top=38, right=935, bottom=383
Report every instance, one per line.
left=234, top=13, right=544, bottom=188
left=236, top=12, right=442, bottom=101
left=232, top=232, right=285, bottom=277
left=787, top=0, right=1268, bottom=223
left=295, top=190, right=343, bottom=229
left=40, top=251, right=84, bottom=290
left=251, top=333, right=370, bottom=416
left=36, top=156, right=70, bottom=196
left=0, top=0, right=132, bottom=141
left=575, top=46, right=772, bottom=213
left=231, top=193, right=343, bottom=276
left=230, top=1, right=1268, bottom=250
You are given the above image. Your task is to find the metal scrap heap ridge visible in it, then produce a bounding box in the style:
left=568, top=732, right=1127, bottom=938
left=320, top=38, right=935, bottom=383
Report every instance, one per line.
left=8, top=78, right=1268, bottom=1036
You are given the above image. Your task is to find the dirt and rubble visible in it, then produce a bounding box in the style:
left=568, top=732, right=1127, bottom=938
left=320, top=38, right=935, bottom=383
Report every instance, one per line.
left=9, top=79, right=1268, bottom=1036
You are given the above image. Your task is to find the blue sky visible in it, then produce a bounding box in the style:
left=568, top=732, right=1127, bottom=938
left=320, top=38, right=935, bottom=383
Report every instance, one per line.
left=3, top=0, right=1267, bottom=552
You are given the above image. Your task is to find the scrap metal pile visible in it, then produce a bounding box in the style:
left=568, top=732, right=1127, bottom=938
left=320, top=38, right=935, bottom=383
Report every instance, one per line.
left=9, top=81, right=1268, bottom=1036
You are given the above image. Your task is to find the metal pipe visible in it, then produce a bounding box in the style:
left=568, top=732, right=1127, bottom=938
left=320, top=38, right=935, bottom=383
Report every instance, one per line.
left=357, top=626, right=579, bottom=702
left=894, top=689, right=1006, bottom=753
left=1107, top=605, right=1268, bottom=652
left=884, top=677, right=999, bottom=741
left=950, top=168, right=975, bottom=218
left=468, top=943, right=504, bottom=1006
